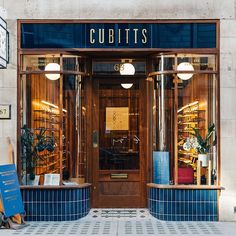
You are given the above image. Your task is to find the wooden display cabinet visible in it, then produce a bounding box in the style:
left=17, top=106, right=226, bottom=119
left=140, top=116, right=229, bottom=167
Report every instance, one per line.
left=177, top=101, right=206, bottom=183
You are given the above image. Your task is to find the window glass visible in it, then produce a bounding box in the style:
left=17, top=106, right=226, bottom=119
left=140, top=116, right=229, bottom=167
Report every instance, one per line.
left=20, top=55, right=87, bottom=185
left=152, top=54, right=218, bottom=185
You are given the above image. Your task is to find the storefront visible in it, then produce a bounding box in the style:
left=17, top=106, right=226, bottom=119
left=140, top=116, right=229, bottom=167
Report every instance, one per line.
left=16, top=20, right=221, bottom=221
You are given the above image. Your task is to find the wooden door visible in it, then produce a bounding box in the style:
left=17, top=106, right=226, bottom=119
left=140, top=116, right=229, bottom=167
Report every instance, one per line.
left=91, top=77, right=148, bottom=208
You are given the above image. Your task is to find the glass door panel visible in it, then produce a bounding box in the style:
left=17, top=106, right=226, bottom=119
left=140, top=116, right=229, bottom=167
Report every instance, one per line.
left=99, top=81, right=140, bottom=171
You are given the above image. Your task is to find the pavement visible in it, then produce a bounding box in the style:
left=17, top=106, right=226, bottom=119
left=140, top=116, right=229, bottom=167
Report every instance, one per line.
left=1, top=209, right=236, bottom=236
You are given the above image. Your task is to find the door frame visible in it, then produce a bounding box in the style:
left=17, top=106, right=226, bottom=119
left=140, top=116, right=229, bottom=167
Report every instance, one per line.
left=89, top=76, right=152, bottom=208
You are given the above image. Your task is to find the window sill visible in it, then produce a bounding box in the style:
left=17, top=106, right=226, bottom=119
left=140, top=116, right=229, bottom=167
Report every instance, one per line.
left=20, top=183, right=91, bottom=189
left=147, top=183, right=224, bottom=190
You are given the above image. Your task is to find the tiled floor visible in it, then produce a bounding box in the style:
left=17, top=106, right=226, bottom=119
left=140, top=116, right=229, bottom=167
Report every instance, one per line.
left=1, top=209, right=236, bottom=235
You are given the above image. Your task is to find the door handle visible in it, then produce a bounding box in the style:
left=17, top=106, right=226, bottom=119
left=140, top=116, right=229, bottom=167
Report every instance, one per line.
left=110, top=173, right=128, bottom=179
left=93, top=130, right=99, bottom=148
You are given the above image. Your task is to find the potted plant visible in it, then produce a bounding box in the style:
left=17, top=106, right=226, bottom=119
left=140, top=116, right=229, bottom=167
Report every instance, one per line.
left=21, top=125, right=55, bottom=182
left=191, top=123, right=216, bottom=167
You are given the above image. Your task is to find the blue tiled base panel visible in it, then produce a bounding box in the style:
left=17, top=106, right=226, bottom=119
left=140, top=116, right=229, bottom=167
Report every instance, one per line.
left=21, top=185, right=90, bottom=221
left=148, top=187, right=218, bottom=221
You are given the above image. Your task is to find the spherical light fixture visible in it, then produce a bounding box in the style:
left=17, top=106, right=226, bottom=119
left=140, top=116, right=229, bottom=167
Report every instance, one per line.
left=177, top=62, right=194, bottom=80
left=121, top=83, right=133, bottom=89
left=120, top=63, right=135, bottom=75
left=45, top=62, right=60, bottom=80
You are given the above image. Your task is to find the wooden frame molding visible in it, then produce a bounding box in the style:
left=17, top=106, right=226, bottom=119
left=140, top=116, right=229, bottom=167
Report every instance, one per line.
left=17, top=19, right=220, bottom=190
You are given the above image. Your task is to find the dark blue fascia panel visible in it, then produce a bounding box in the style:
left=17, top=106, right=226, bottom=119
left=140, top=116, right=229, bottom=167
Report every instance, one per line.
left=21, top=23, right=216, bottom=49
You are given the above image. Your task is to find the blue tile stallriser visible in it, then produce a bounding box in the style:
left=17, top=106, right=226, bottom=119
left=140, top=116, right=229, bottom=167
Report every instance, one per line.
left=148, top=188, right=218, bottom=221
left=21, top=187, right=90, bottom=221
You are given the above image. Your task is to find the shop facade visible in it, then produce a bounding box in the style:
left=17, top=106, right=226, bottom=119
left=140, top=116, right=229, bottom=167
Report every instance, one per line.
left=0, top=0, right=236, bottom=222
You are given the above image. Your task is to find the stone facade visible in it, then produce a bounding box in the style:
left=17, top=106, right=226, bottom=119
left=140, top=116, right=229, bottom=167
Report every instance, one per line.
left=0, top=0, right=236, bottom=221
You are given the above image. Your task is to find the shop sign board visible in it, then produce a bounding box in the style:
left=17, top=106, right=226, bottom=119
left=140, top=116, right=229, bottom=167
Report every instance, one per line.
left=0, top=16, right=9, bottom=69
left=21, top=22, right=217, bottom=49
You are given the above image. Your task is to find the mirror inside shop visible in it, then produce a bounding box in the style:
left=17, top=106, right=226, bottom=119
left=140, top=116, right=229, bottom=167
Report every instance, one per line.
left=19, top=53, right=218, bottom=186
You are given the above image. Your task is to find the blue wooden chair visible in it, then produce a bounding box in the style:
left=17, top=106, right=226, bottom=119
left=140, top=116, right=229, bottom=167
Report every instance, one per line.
left=0, top=164, right=28, bottom=229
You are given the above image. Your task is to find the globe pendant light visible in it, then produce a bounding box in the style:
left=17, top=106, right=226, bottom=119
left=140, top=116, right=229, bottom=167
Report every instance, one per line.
left=119, top=62, right=135, bottom=89
left=120, top=63, right=135, bottom=75
left=121, top=83, right=133, bottom=89
left=177, top=62, right=194, bottom=80
left=45, top=62, right=60, bottom=80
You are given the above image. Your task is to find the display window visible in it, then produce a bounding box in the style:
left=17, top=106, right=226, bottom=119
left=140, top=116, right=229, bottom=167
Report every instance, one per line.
left=20, top=54, right=87, bottom=185
left=152, top=54, right=218, bottom=185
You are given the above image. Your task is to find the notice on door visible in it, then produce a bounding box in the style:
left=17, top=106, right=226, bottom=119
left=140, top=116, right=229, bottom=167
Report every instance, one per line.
left=106, top=107, right=129, bottom=131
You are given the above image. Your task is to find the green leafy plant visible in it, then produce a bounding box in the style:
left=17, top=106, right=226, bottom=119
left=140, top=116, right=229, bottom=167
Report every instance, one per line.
left=21, top=125, right=55, bottom=181
left=191, top=123, right=216, bottom=154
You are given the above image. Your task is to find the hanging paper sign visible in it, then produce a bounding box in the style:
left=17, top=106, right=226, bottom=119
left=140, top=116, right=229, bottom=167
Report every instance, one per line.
left=0, top=16, right=9, bottom=69
left=106, top=107, right=129, bottom=131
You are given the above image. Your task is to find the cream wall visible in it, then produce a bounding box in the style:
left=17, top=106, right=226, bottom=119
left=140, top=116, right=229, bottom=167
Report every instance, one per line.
left=0, top=0, right=236, bottom=221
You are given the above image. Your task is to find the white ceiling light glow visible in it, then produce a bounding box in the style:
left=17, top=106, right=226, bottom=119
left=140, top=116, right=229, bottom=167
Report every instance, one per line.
left=177, top=62, right=194, bottom=80
left=45, top=62, right=60, bottom=80
left=120, top=63, right=135, bottom=75
left=121, top=83, right=133, bottom=89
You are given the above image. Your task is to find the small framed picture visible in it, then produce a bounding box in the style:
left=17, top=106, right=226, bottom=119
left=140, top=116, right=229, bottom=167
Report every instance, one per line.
left=0, top=105, right=11, bottom=119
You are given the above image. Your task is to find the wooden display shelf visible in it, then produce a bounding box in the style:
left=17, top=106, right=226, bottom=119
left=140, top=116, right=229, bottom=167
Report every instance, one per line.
left=47, top=161, right=59, bottom=167
left=178, top=110, right=206, bottom=115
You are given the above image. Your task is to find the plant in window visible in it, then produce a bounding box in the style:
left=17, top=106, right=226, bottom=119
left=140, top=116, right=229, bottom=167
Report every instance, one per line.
left=191, top=123, right=216, bottom=167
left=21, top=125, right=55, bottom=182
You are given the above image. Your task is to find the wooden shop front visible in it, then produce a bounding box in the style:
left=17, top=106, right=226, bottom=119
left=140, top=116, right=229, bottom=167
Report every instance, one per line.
left=17, top=20, right=220, bottom=212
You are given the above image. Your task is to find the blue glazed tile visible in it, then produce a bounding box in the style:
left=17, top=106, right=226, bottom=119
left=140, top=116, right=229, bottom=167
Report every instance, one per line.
left=163, top=202, right=168, bottom=214
left=195, top=191, right=200, bottom=202
left=184, top=190, right=189, bottom=202
left=172, top=202, right=176, bottom=215
left=181, top=215, right=189, bottom=221
left=185, top=202, right=189, bottom=215
left=32, top=190, right=36, bottom=201
left=212, top=215, right=218, bottom=221
left=175, top=215, right=181, bottom=221
left=156, top=201, right=159, bottom=213
left=196, top=203, right=202, bottom=216
left=192, top=190, right=197, bottom=201
left=203, top=190, right=207, bottom=201
left=197, top=215, right=203, bottom=221
left=167, top=201, right=172, bottom=214
left=159, top=214, right=165, bottom=221
left=205, top=203, right=211, bottom=215
left=192, top=203, right=197, bottom=214
left=159, top=202, right=164, bottom=214
left=213, top=202, right=217, bottom=215
left=180, top=189, right=186, bottom=202
left=159, top=189, right=163, bottom=200
left=213, top=190, right=217, bottom=201
left=169, top=189, right=173, bottom=201
left=188, top=203, right=193, bottom=215
left=188, top=189, right=194, bottom=202
left=165, top=189, right=169, bottom=202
